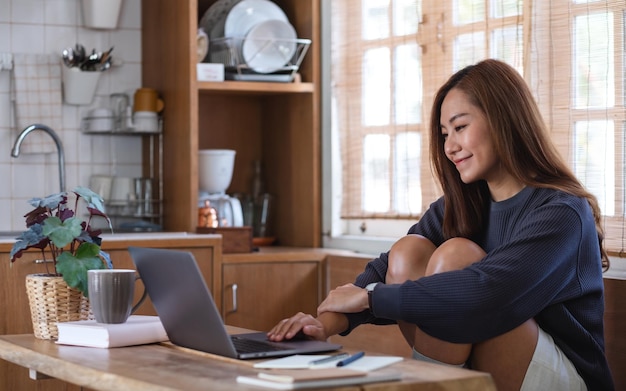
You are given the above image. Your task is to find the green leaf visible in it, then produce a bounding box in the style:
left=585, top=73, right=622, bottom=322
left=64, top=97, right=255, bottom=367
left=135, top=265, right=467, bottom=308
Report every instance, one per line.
left=10, top=224, right=48, bottom=261
left=74, top=186, right=106, bottom=213
left=74, top=241, right=101, bottom=258
left=42, top=216, right=82, bottom=248
left=74, top=186, right=114, bottom=233
left=56, top=242, right=106, bottom=296
left=28, top=192, right=67, bottom=210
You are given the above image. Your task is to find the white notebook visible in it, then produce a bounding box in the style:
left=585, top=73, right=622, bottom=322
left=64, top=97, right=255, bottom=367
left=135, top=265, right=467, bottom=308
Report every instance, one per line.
left=253, top=354, right=404, bottom=371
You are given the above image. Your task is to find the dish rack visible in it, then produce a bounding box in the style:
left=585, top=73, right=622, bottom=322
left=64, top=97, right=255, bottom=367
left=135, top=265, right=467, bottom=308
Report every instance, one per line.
left=208, top=37, right=311, bottom=82
left=80, top=115, right=164, bottom=232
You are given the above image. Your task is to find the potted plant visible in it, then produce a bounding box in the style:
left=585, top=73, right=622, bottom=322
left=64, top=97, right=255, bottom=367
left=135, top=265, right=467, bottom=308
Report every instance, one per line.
left=9, top=187, right=113, bottom=339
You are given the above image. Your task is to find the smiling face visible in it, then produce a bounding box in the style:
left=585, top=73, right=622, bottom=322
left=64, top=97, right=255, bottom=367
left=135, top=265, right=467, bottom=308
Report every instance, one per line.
left=440, top=88, right=522, bottom=200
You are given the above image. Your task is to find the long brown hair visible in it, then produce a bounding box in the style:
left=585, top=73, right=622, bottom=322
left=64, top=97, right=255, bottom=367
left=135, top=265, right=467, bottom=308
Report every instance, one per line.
left=429, top=59, right=609, bottom=270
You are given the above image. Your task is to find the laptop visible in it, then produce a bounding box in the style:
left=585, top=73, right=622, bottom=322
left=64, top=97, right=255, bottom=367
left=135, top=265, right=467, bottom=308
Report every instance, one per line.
left=128, top=246, right=342, bottom=359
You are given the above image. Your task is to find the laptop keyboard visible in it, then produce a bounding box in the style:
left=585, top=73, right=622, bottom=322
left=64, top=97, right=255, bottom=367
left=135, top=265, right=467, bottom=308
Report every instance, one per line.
left=231, top=336, right=287, bottom=353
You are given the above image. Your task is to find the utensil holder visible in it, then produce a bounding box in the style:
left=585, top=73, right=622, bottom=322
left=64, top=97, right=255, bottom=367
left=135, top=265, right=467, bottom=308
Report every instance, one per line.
left=62, top=67, right=101, bottom=105
left=81, top=0, right=123, bottom=29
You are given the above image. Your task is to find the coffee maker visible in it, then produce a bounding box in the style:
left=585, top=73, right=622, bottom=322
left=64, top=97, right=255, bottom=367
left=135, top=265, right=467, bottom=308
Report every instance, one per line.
left=197, top=149, right=244, bottom=227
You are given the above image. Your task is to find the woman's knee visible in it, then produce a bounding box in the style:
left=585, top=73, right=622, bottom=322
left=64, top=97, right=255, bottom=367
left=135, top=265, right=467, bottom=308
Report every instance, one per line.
left=387, top=234, right=436, bottom=283
left=426, top=237, right=486, bottom=275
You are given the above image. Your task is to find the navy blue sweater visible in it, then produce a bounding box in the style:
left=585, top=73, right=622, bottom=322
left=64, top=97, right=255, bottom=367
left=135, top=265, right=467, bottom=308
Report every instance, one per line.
left=344, top=187, right=613, bottom=390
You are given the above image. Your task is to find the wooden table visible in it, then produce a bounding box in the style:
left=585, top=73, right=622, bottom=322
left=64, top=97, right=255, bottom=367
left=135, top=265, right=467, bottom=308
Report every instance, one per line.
left=0, top=332, right=495, bottom=391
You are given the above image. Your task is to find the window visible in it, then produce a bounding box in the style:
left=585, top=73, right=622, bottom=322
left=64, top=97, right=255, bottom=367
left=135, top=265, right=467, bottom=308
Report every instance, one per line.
left=322, top=0, right=626, bottom=256
left=329, top=0, right=423, bottom=224
left=535, top=0, right=626, bottom=252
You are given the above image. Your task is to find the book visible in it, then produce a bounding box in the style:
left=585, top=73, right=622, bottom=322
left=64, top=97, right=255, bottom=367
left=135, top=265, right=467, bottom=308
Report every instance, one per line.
left=56, top=315, right=168, bottom=348
left=259, top=368, right=366, bottom=383
left=236, top=369, right=401, bottom=390
left=254, top=354, right=404, bottom=371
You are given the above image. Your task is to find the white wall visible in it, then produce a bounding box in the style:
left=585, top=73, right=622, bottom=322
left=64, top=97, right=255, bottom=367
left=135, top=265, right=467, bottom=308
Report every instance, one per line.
left=0, top=0, right=143, bottom=231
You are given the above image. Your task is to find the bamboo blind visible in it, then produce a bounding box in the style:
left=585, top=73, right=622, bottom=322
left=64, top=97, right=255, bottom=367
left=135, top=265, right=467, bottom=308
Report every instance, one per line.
left=331, top=0, right=626, bottom=254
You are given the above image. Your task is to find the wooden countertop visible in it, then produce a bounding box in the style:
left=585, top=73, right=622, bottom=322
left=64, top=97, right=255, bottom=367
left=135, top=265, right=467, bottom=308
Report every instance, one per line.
left=0, top=331, right=495, bottom=391
left=0, top=232, right=222, bottom=252
left=224, top=245, right=364, bottom=262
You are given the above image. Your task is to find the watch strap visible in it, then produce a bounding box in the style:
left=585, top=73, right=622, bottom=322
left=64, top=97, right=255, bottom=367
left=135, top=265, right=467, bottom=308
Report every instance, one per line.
left=365, top=282, right=378, bottom=312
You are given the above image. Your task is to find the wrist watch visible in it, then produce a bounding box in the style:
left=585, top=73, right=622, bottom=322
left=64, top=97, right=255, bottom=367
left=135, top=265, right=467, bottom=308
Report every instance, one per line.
left=365, top=282, right=378, bottom=312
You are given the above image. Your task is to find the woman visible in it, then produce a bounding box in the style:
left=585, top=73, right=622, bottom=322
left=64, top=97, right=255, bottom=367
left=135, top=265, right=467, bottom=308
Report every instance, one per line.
left=268, top=59, right=613, bottom=390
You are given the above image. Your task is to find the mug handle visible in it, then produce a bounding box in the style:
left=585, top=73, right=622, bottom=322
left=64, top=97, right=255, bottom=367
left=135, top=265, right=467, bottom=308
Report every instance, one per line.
left=131, top=275, right=148, bottom=314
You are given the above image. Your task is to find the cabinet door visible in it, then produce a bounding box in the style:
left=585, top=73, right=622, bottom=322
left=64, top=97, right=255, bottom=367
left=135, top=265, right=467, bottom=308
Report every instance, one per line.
left=222, top=261, right=320, bottom=332
left=0, top=251, right=84, bottom=391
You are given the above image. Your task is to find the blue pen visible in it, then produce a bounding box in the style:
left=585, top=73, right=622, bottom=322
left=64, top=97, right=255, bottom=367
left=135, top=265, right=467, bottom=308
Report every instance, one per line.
left=308, top=352, right=350, bottom=367
left=336, top=351, right=365, bottom=367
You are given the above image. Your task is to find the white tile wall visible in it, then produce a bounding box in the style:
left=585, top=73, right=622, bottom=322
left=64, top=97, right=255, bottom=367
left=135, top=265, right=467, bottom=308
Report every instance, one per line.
left=0, top=0, right=144, bottom=231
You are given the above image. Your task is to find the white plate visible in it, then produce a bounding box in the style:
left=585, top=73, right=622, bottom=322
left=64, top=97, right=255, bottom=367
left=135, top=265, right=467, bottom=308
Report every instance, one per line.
left=224, top=0, right=289, bottom=38
left=242, top=19, right=297, bottom=73
left=198, top=0, right=242, bottom=40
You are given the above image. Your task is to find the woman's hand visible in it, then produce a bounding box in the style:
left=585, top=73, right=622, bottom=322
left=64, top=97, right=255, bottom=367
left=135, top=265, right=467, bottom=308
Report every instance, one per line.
left=317, top=283, right=368, bottom=315
left=266, top=284, right=368, bottom=342
left=267, top=312, right=328, bottom=342
left=267, top=312, right=351, bottom=342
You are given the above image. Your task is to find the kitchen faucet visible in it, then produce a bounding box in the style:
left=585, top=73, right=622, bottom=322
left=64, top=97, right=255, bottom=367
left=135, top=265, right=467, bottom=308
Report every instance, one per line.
left=11, top=124, right=66, bottom=192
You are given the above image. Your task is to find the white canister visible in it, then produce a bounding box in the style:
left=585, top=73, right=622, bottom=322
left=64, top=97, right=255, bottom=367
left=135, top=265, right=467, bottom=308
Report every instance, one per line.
left=198, top=149, right=236, bottom=194
left=133, top=111, right=159, bottom=133
left=86, top=108, right=114, bottom=132
left=81, top=0, right=123, bottom=29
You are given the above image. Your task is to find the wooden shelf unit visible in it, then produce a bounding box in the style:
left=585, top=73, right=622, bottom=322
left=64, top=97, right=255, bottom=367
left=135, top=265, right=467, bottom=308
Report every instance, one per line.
left=141, top=0, right=321, bottom=248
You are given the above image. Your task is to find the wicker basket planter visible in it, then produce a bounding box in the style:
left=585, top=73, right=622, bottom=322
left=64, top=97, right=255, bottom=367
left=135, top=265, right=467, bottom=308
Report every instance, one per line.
left=25, top=274, right=91, bottom=340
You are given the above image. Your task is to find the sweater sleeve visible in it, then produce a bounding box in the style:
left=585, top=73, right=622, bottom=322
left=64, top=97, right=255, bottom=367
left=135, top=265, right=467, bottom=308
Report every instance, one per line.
left=370, top=197, right=599, bottom=344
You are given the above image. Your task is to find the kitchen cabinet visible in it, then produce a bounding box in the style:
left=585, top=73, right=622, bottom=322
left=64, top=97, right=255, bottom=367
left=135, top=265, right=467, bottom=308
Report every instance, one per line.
left=0, top=234, right=221, bottom=391
left=219, top=248, right=327, bottom=331
left=141, top=0, right=321, bottom=247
